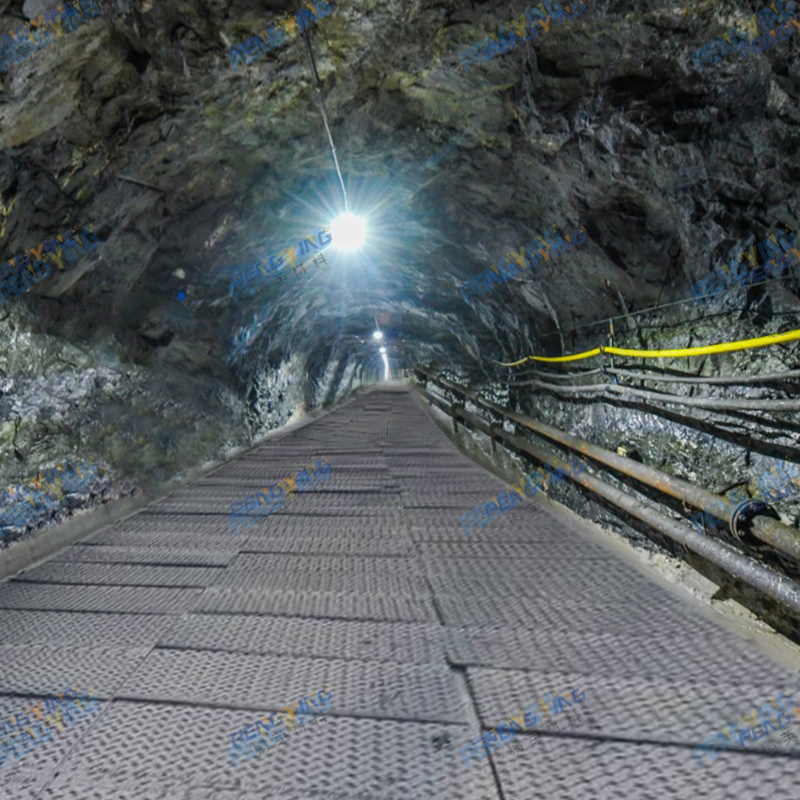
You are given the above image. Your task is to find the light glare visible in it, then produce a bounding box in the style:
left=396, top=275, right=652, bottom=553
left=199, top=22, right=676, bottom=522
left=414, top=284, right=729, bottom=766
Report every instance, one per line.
left=330, top=212, right=367, bottom=252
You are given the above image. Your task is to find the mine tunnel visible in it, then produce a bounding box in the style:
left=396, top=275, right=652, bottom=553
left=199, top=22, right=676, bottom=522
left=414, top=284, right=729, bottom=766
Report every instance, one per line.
left=2, top=1, right=800, bottom=798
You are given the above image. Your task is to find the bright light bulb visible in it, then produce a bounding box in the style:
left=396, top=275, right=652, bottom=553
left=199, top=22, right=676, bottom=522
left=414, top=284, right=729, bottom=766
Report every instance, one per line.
left=379, top=346, right=387, bottom=354
left=373, top=330, right=383, bottom=341
left=330, top=212, right=367, bottom=252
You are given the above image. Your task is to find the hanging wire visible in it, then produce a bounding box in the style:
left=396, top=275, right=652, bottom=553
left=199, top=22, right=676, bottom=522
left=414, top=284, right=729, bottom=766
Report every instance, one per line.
left=529, top=270, right=800, bottom=346
left=301, top=24, right=348, bottom=211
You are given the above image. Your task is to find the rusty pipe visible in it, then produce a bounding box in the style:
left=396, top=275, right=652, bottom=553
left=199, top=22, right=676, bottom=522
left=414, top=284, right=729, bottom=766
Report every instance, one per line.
left=416, top=368, right=800, bottom=562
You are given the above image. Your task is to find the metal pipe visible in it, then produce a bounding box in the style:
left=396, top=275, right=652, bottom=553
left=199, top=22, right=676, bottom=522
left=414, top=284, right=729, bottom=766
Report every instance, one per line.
left=508, top=367, right=606, bottom=380
left=506, top=366, right=800, bottom=386
left=504, top=377, right=800, bottom=412
left=607, top=367, right=800, bottom=386
left=423, top=389, right=800, bottom=613
left=416, top=368, right=800, bottom=562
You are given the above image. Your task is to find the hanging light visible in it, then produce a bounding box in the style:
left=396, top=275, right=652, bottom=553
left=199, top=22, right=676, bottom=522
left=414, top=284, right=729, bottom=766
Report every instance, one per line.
left=331, top=212, right=367, bottom=252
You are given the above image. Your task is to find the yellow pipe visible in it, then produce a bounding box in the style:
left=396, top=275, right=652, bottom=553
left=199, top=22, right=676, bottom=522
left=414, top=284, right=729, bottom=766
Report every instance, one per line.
left=499, top=329, right=800, bottom=366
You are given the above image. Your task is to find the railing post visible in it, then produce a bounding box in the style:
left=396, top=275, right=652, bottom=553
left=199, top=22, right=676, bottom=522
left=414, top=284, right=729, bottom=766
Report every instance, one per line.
left=489, top=423, right=503, bottom=455
left=451, top=403, right=463, bottom=435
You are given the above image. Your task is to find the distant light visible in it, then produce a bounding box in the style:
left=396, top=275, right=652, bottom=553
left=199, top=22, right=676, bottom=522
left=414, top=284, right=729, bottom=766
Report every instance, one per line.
left=330, top=212, right=367, bottom=252
left=373, top=330, right=383, bottom=341
left=177, top=291, right=186, bottom=302
left=379, top=346, right=387, bottom=354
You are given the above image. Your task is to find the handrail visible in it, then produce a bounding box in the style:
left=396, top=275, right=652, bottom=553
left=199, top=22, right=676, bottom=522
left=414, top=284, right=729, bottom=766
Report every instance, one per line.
left=415, top=367, right=800, bottom=610
left=498, top=328, right=800, bottom=366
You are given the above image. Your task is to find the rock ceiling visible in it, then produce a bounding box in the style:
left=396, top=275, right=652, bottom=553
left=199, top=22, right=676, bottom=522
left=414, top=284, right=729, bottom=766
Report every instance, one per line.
left=1, top=0, right=798, bottom=491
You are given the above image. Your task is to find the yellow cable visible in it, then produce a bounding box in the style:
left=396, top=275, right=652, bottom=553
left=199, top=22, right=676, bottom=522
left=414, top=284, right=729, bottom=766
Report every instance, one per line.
left=499, top=356, right=534, bottom=367
left=529, top=348, right=602, bottom=364
left=605, top=328, right=800, bottom=358
left=498, top=329, right=800, bottom=366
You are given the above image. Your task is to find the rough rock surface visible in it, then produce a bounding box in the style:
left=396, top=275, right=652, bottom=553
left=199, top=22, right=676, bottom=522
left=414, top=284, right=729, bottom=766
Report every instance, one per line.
left=1, top=1, right=799, bottom=560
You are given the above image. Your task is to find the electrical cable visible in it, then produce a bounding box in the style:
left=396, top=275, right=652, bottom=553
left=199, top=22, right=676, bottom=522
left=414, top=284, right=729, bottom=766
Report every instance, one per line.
left=498, top=328, right=800, bottom=366
left=301, top=25, right=348, bottom=211
left=518, top=271, right=800, bottom=346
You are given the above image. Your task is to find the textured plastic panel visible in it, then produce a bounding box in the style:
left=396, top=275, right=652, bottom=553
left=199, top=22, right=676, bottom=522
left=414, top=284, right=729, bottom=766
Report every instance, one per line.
left=210, top=569, right=428, bottom=594
left=119, top=649, right=464, bottom=722
left=424, top=562, right=677, bottom=604
left=3, top=387, right=797, bottom=799
left=12, top=562, right=224, bottom=588
left=264, top=504, right=403, bottom=518
left=160, top=614, right=448, bottom=665
left=452, top=507, right=554, bottom=528
left=398, top=473, right=497, bottom=482
left=220, top=553, right=422, bottom=576
left=434, top=590, right=696, bottom=634
left=396, top=480, right=491, bottom=490
left=409, top=503, right=550, bottom=537
left=195, top=588, right=439, bottom=623
left=43, top=702, right=499, bottom=800
left=0, top=693, right=107, bottom=798
left=423, top=555, right=654, bottom=585
left=148, top=493, right=405, bottom=516
left=83, top=528, right=237, bottom=549
left=0, top=644, right=142, bottom=696
left=149, top=486, right=402, bottom=507
left=443, top=623, right=775, bottom=681
left=95, top=514, right=235, bottom=535
left=326, top=464, right=391, bottom=473
left=417, top=540, right=614, bottom=560
left=163, top=473, right=396, bottom=487
left=403, top=498, right=504, bottom=510
left=0, top=782, right=40, bottom=800
left=237, top=517, right=408, bottom=539
left=467, top=666, right=800, bottom=755
left=398, top=508, right=543, bottom=528
left=491, top=737, right=800, bottom=800
left=0, top=583, right=202, bottom=615
left=51, top=546, right=235, bottom=567
left=0, top=610, right=177, bottom=647
left=239, top=533, right=417, bottom=556
left=410, top=526, right=557, bottom=543
left=190, top=477, right=338, bottom=489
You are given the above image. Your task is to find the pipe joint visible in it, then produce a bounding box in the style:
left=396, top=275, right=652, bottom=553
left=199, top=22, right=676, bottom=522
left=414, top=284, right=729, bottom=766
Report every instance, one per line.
left=731, top=499, right=780, bottom=542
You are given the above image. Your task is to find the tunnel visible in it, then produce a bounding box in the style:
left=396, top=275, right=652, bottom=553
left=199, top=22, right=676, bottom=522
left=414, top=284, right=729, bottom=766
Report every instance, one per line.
left=1, top=1, right=800, bottom=798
